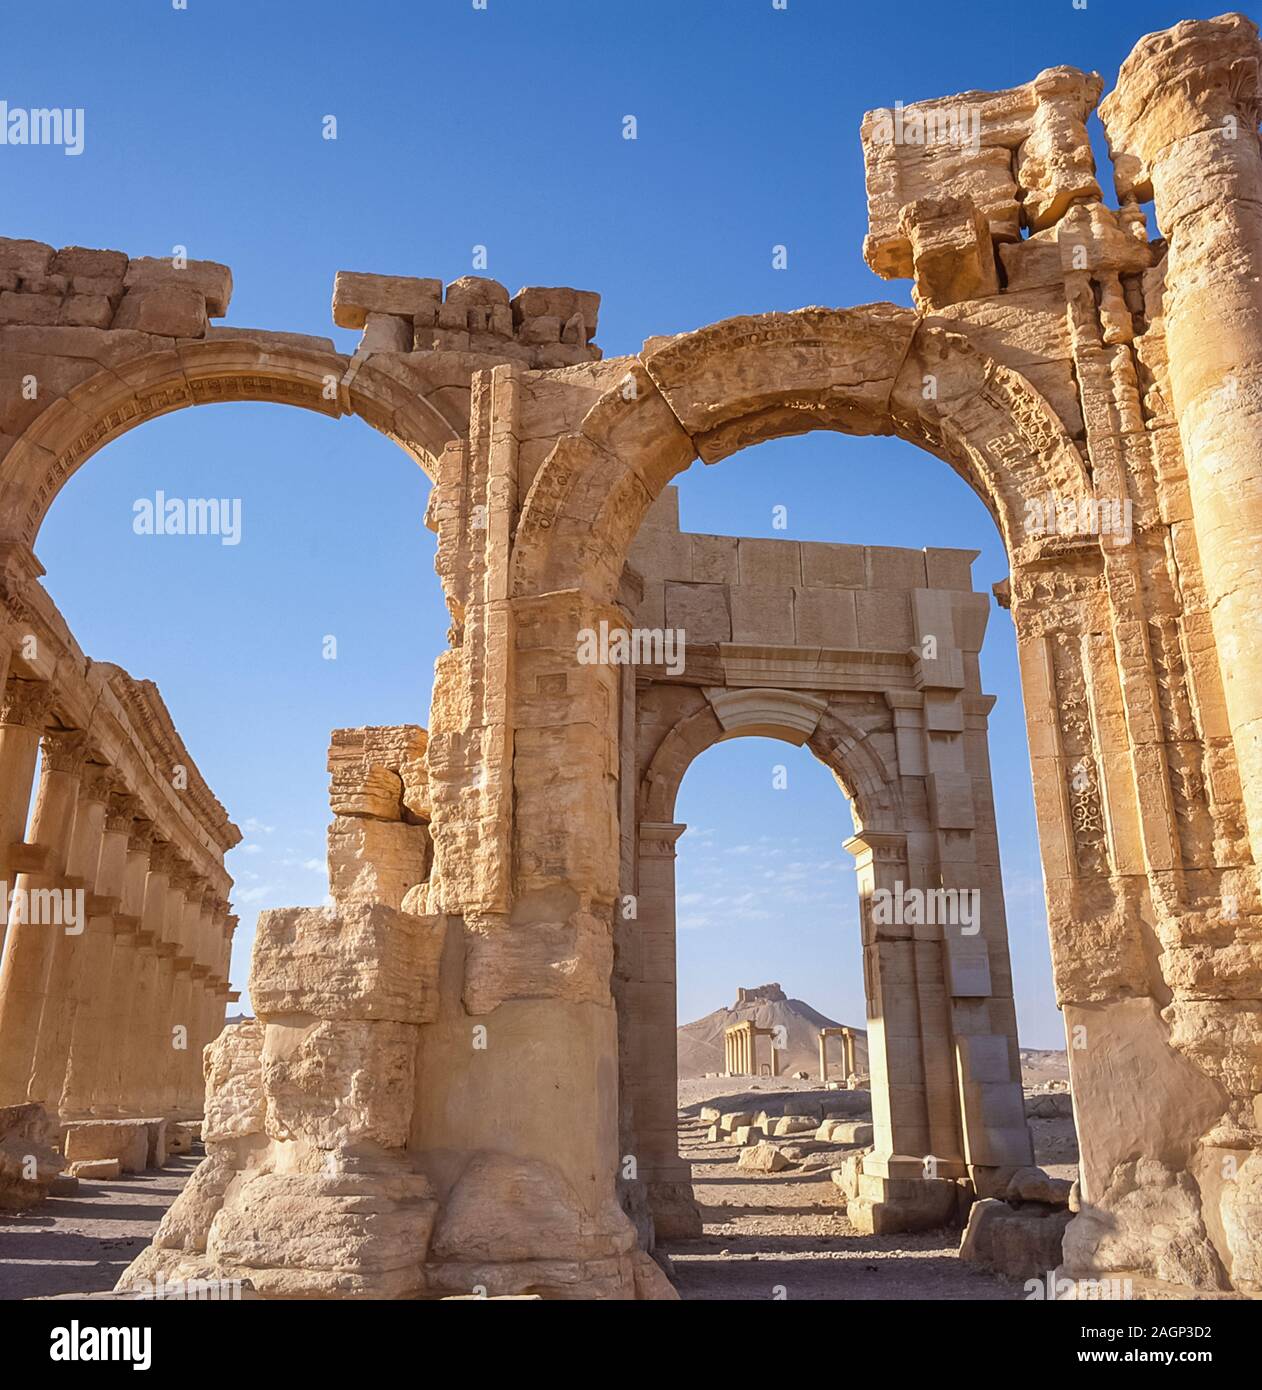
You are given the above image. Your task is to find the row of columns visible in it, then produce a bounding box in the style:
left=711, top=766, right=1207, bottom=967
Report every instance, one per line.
left=724, top=1021, right=778, bottom=1077
left=0, top=676, right=237, bottom=1119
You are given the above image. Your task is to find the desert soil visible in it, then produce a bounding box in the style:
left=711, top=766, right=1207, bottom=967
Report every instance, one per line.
left=664, top=1077, right=1078, bottom=1300
left=0, top=1152, right=199, bottom=1299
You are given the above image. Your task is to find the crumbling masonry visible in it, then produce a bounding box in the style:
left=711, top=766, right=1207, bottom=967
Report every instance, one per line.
left=0, top=12, right=1258, bottom=1298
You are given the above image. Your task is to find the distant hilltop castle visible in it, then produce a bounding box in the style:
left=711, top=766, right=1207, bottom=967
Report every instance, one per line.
left=734, top=983, right=787, bottom=1007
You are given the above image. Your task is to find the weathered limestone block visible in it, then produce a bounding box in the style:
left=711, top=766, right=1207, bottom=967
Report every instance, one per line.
left=205, top=1169, right=438, bottom=1299
left=829, top=1149, right=872, bottom=1202
left=1015, top=67, right=1104, bottom=229
left=461, top=908, right=614, bottom=1014
left=1063, top=1158, right=1228, bottom=1290
left=150, top=1146, right=237, bottom=1253
left=261, top=1018, right=419, bottom=1150
left=328, top=725, right=429, bottom=821
left=0, top=236, right=55, bottom=280
left=0, top=1102, right=59, bottom=1211
left=738, top=1141, right=791, bottom=1172
left=772, top=1115, right=817, bottom=1137
left=1220, top=1152, right=1262, bottom=1292
left=111, top=283, right=208, bottom=337
left=68, top=1159, right=120, bottom=1180
left=848, top=1171, right=963, bottom=1234
left=1007, top=1165, right=1073, bottom=1207
left=429, top=1152, right=636, bottom=1267
left=898, top=195, right=999, bottom=310
left=331, top=271, right=442, bottom=330
left=202, top=1020, right=265, bottom=1144
left=122, top=255, right=231, bottom=315
left=327, top=816, right=431, bottom=910
left=250, top=904, right=446, bottom=1023
left=862, top=66, right=1101, bottom=280
left=359, top=312, right=413, bottom=354
left=63, top=1120, right=149, bottom=1174
left=960, top=1197, right=1072, bottom=1278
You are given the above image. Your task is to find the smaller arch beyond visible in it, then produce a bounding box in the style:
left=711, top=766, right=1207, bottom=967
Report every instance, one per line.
left=639, top=687, right=902, bottom=836
left=0, top=334, right=457, bottom=549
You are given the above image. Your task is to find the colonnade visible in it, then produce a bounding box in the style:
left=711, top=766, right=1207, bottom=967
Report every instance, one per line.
left=0, top=668, right=238, bottom=1120
left=723, top=1021, right=779, bottom=1078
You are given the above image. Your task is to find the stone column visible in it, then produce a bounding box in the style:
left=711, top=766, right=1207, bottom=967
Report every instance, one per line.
left=120, top=839, right=176, bottom=1115
left=31, top=760, right=113, bottom=1110
left=0, top=677, right=51, bottom=957
left=173, top=879, right=208, bottom=1113
left=818, top=1030, right=828, bottom=1083
left=95, top=818, right=153, bottom=1115
left=1101, top=15, right=1262, bottom=855
left=0, top=727, right=86, bottom=1106
left=627, top=820, right=696, bottom=1236
left=60, top=787, right=132, bottom=1117
left=155, top=859, right=192, bottom=1115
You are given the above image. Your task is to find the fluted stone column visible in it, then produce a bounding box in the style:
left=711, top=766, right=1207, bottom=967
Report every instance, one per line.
left=1101, top=14, right=1262, bottom=856
left=0, top=678, right=52, bottom=959
left=95, top=818, right=153, bottom=1115
left=31, top=760, right=113, bottom=1110
left=61, top=789, right=132, bottom=1117
left=0, top=727, right=86, bottom=1106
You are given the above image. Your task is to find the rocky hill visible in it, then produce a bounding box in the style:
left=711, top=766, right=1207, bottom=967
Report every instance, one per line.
left=677, top=983, right=869, bottom=1080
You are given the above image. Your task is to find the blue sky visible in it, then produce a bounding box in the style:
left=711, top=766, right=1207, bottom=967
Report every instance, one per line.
left=3, top=0, right=1228, bottom=1049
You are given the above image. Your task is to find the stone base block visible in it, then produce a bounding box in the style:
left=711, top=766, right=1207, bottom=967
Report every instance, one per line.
left=0, top=1103, right=60, bottom=1211
left=69, top=1158, right=122, bottom=1180
left=847, top=1171, right=965, bottom=1234
left=63, top=1119, right=150, bottom=1173
left=959, top=1197, right=1072, bottom=1278
left=645, top=1179, right=702, bottom=1239
left=166, top=1123, right=195, bottom=1155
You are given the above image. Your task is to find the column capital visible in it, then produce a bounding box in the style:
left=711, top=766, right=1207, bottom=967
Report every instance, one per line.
left=147, top=839, right=180, bottom=876
left=105, top=790, right=141, bottom=834
left=167, top=860, right=197, bottom=894
left=39, top=726, right=88, bottom=774
left=126, top=818, right=157, bottom=854
left=843, top=829, right=909, bottom=866
left=1100, top=13, right=1262, bottom=198
left=638, top=821, right=688, bottom=858
left=78, top=760, right=117, bottom=805
left=0, top=676, right=52, bottom=730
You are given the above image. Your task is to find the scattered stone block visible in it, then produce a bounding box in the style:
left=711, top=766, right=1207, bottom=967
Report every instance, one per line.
left=62, top=1119, right=150, bottom=1174
left=772, top=1114, right=817, bottom=1136
left=738, top=1141, right=792, bottom=1173
left=1006, top=1165, right=1073, bottom=1207
left=68, top=1158, right=122, bottom=1181
left=0, top=1104, right=59, bottom=1211
left=959, top=1197, right=1072, bottom=1278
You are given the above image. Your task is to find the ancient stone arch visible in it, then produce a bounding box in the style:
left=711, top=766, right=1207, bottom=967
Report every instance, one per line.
left=509, top=308, right=1093, bottom=604
left=0, top=329, right=465, bottom=548
left=620, top=506, right=1031, bottom=1239
left=0, top=11, right=1258, bottom=1301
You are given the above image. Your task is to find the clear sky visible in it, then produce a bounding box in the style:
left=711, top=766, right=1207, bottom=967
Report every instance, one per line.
left=3, top=0, right=1229, bottom=1049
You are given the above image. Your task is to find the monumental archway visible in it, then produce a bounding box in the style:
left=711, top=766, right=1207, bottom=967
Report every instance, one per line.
left=618, top=491, right=1030, bottom=1238
left=0, top=11, right=1254, bottom=1302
